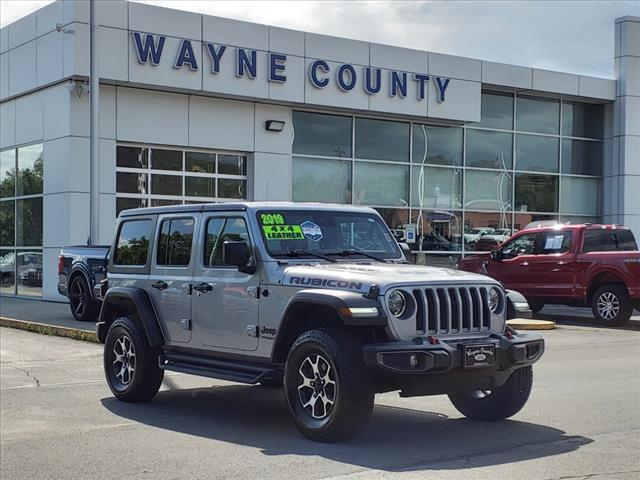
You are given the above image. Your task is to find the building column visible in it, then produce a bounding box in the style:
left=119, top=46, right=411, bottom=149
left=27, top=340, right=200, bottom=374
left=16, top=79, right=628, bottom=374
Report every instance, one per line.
left=609, top=16, right=640, bottom=235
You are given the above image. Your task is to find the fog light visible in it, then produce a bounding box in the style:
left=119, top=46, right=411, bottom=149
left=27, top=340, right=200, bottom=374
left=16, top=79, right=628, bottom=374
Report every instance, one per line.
left=409, top=354, right=418, bottom=367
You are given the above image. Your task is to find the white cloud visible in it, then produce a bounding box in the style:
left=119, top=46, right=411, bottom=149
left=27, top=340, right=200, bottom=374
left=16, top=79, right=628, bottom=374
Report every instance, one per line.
left=2, top=0, right=638, bottom=77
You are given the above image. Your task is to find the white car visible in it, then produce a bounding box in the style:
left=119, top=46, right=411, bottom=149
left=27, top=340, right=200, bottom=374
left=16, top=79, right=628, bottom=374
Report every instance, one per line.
left=464, top=227, right=495, bottom=245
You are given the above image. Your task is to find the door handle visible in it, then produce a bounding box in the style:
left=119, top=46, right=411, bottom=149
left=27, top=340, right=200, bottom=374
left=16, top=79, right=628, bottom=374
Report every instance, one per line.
left=151, top=280, right=168, bottom=290
left=519, top=262, right=529, bottom=267
left=193, top=282, right=213, bottom=293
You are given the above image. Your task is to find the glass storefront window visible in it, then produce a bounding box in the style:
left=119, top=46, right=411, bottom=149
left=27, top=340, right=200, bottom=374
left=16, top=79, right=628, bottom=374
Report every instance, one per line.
left=17, top=144, right=43, bottom=196
left=412, top=125, right=463, bottom=166
left=561, top=176, right=601, bottom=215
left=466, top=129, right=513, bottom=169
left=0, top=248, right=16, bottom=295
left=411, top=210, right=462, bottom=252
left=411, top=166, right=462, bottom=209
left=218, top=179, right=246, bottom=199
left=513, top=213, right=557, bottom=230
left=0, top=200, right=15, bottom=246
left=515, top=173, right=558, bottom=213
left=464, top=169, right=512, bottom=211
left=516, top=96, right=560, bottom=134
left=151, top=149, right=182, bottom=171
left=561, top=139, right=602, bottom=176
left=218, top=155, right=246, bottom=175
left=516, top=134, right=559, bottom=173
left=116, top=172, right=148, bottom=194
left=1, top=149, right=15, bottom=198
left=16, top=250, right=43, bottom=296
left=16, top=197, right=43, bottom=246
left=292, top=157, right=351, bottom=203
left=150, top=174, right=182, bottom=196
left=355, top=118, right=410, bottom=161
left=292, top=111, right=352, bottom=158
left=464, top=211, right=512, bottom=251
left=477, top=92, right=513, bottom=130
left=150, top=199, right=183, bottom=207
left=415, top=253, right=461, bottom=269
left=562, top=101, right=603, bottom=139
left=185, top=177, right=215, bottom=197
left=186, top=152, right=215, bottom=174
left=116, top=146, right=147, bottom=168
left=116, top=198, right=147, bottom=214
left=559, top=215, right=600, bottom=225
left=353, top=162, right=408, bottom=206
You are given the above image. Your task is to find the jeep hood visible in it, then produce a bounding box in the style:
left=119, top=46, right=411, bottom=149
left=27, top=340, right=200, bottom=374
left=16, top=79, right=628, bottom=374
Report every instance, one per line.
left=278, top=262, right=497, bottom=293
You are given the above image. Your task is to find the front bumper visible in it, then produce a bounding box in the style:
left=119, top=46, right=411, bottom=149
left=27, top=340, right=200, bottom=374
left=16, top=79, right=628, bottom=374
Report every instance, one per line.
left=363, top=332, right=544, bottom=397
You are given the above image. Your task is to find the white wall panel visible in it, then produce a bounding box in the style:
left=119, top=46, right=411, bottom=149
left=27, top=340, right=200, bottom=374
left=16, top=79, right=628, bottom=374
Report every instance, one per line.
left=99, top=85, right=116, bottom=140
left=428, top=78, right=480, bottom=122
left=203, top=15, right=268, bottom=49
left=370, top=44, right=428, bottom=73
left=43, top=192, right=90, bottom=248
left=0, top=26, right=9, bottom=54
left=15, top=93, right=43, bottom=144
left=621, top=96, right=640, bottom=137
left=99, top=138, right=116, bottom=194
left=482, top=61, right=532, bottom=89
left=621, top=136, right=640, bottom=176
left=42, top=84, right=70, bottom=141
left=304, top=59, right=369, bottom=111
left=0, top=53, right=8, bottom=100
left=269, top=26, right=304, bottom=57
left=62, top=0, right=89, bottom=25
left=36, top=32, right=64, bottom=87
left=99, top=27, right=128, bottom=82
left=63, top=22, right=89, bottom=78
left=0, top=100, right=15, bottom=149
left=201, top=48, right=268, bottom=99
left=129, top=35, right=202, bottom=91
left=70, top=91, right=89, bottom=138
left=8, top=41, right=37, bottom=96
left=129, top=2, right=201, bottom=40
left=305, top=32, right=369, bottom=65
left=254, top=103, right=292, bottom=154
left=188, top=95, right=254, bottom=151
left=43, top=136, right=90, bottom=194
left=619, top=17, right=640, bottom=57
left=268, top=54, right=305, bottom=103
left=97, top=0, right=128, bottom=29
left=116, top=87, right=188, bottom=145
left=8, top=12, right=36, bottom=49
left=578, top=75, right=616, bottom=100
left=429, top=52, right=481, bottom=82
left=617, top=56, right=640, bottom=98
left=36, top=1, right=63, bottom=36
left=532, top=69, right=579, bottom=95
left=252, top=152, right=292, bottom=201
left=98, top=193, right=117, bottom=244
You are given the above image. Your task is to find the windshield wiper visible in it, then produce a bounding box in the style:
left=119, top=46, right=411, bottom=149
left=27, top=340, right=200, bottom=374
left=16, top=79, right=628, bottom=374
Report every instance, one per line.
left=278, top=250, right=338, bottom=263
left=327, top=249, right=388, bottom=263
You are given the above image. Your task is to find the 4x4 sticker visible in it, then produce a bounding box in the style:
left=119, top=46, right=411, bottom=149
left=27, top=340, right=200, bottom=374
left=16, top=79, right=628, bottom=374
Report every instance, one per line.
left=262, top=225, right=305, bottom=240
left=301, top=220, right=323, bottom=241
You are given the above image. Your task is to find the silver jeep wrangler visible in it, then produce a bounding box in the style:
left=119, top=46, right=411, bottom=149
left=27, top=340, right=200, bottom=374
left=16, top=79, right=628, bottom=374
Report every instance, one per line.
left=96, top=202, right=544, bottom=442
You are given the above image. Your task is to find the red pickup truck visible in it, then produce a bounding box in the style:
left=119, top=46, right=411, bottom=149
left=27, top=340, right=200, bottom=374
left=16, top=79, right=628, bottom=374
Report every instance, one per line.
left=458, top=224, right=640, bottom=326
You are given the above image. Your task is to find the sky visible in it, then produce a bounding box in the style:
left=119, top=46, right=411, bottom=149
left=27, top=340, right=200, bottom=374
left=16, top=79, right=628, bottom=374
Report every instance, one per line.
left=1, top=0, right=639, bottom=79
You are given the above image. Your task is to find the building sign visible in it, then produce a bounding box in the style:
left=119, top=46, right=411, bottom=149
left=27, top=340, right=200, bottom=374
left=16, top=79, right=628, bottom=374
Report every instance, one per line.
left=131, top=32, right=451, bottom=102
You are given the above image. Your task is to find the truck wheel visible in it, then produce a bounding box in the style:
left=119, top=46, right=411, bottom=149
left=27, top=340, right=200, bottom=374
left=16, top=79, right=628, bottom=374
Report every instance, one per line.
left=284, top=329, right=374, bottom=442
left=591, top=284, right=633, bottom=326
left=69, top=275, right=99, bottom=322
left=528, top=302, right=544, bottom=314
left=104, top=316, right=164, bottom=402
left=449, top=365, right=533, bottom=420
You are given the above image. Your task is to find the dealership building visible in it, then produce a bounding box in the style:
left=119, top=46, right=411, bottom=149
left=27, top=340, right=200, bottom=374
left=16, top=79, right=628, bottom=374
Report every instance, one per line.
left=0, top=0, right=639, bottom=301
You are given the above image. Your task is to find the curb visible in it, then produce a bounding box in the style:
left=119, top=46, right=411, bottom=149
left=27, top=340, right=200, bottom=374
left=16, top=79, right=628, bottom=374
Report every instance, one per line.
left=507, top=318, right=557, bottom=330
left=0, top=316, right=98, bottom=343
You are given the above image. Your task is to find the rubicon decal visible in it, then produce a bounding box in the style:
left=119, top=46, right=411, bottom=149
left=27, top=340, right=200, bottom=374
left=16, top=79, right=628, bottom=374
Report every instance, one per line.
left=289, top=277, right=363, bottom=290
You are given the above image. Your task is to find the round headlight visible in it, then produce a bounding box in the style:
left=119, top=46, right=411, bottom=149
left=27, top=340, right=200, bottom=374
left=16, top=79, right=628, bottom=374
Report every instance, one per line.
left=388, top=290, right=407, bottom=317
left=488, top=287, right=501, bottom=313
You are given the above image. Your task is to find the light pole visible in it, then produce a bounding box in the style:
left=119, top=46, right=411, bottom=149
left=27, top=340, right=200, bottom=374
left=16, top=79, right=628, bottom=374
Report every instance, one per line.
left=89, top=0, right=99, bottom=245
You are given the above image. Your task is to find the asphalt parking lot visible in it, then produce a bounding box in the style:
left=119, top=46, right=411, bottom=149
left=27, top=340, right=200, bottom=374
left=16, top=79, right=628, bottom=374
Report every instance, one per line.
left=1, top=323, right=639, bottom=480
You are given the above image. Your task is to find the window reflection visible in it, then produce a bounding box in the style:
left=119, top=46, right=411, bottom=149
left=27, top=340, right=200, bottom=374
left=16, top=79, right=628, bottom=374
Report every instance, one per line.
left=17, top=144, right=43, bottom=196
left=516, top=96, right=559, bottom=134
left=353, top=162, right=408, bottom=206
left=292, top=157, right=351, bottom=204
left=561, top=139, right=602, bottom=176
left=515, top=174, right=558, bottom=213
left=16, top=250, right=43, bottom=296
left=516, top=134, right=558, bottom=173
left=477, top=92, right=513, bottom=130
left=466, top=130, right=513, bottom=169
left=464, top=170, right=512, bottom=211
left=0, top=150, right=16, bottom=198
left=411, top=210, right=462, bottom=252
left=292, top=111, right=352, bottom=158
left=355, top=118, right=410, bottom=162
left=412, top=125, right=463, bottom=166
left=411, top=166, right=462, bottom=209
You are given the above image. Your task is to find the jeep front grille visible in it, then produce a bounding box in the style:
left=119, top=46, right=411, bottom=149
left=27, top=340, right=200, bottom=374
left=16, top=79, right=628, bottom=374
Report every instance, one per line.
left=411, top=286, right=491, bottom=335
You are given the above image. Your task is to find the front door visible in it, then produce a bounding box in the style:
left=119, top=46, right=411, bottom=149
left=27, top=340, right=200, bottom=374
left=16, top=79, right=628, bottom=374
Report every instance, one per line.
left=191, top=214, right=259, bottom=351
left=487, top=232, right=538, bottom=295
left=148, top=214, right=197, bottom=344
left=526, top=230, right=575, bottom=298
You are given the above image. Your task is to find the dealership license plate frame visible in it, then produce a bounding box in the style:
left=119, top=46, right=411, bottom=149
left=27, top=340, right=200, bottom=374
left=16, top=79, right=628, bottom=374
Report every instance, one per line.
left=463, top=344, right=496, bottom=369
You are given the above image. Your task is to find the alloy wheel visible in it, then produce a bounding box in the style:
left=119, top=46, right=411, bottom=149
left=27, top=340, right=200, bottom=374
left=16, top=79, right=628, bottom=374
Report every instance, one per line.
left=112, top=335, right=136, bottom=385
left=70, top=280, right=85, bottom=316
left=297, top=353, right=337, bottom=420
left=470, top=390, right=492, bottom=399
left=597, top=292, right=620, bottom=320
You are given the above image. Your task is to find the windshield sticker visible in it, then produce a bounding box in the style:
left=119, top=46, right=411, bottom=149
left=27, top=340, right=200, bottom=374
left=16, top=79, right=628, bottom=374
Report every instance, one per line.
left=262, top=225, right=305, bottom=240
left=301, top=220, right=323, bottom=241
left=260, top=213, right=286, bottom=226
left=544, top=235, right=564, bottom=250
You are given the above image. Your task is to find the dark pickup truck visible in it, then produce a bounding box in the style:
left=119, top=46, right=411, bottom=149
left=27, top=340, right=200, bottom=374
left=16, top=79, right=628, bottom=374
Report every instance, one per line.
left=58, top=245, right=109, bottom=321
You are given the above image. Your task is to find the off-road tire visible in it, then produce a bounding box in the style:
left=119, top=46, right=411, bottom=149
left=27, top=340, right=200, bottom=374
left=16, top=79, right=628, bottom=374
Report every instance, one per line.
left=104, top=316, right=164, bottom=402
left=69, top=275, right=100, bottom=322
left=284, top=328, right=374, bottom=442
left=449, top=365, right=533, bottom=420
left=591, top=284, right=633, bottom=326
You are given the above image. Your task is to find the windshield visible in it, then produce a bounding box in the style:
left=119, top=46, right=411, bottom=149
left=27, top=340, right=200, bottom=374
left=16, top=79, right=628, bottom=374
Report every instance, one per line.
left=256, top=210, right=402, bottom=259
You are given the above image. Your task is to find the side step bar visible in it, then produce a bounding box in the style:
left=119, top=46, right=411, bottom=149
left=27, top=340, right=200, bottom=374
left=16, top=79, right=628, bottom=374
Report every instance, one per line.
left=158, top=352, right=282, bottom=385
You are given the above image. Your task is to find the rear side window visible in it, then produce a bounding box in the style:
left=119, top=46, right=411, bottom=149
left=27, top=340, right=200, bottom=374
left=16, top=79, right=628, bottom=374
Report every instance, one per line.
left=114, top=219, right=153, bottom=266
left=156, top=218, right=195, bottom=266
left=203, top=217, right=251, bottom=267
left=583, top=229, right=638, bottom=252
left=538, top=231, right=572, bottom=254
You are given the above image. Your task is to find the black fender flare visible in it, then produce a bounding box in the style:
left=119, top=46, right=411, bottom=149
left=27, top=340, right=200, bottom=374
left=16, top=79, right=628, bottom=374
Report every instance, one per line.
left=68, top=264, right=92, bottom=292
left=506, top=289, right=532, bottom=320
left=96, top=287, right=164, bottom=346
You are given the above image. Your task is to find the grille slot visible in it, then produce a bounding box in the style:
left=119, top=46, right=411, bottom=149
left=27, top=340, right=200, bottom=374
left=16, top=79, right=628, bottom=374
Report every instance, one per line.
left=413, top=286, right=493, bottom=336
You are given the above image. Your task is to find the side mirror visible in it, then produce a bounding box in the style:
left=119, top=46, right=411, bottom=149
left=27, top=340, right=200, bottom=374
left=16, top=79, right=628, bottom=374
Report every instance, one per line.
left=490, top=249, right=503, bottom=261
left=222, top=241, right=255, bottom=273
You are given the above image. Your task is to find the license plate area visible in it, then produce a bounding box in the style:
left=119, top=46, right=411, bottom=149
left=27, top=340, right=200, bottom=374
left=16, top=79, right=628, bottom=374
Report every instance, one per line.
left=463, top=344, right=496, bottom=369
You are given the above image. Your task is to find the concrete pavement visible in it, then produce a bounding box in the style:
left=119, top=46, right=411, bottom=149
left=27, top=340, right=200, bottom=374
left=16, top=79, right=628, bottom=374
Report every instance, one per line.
left=1, top=325, right=639, bottom=480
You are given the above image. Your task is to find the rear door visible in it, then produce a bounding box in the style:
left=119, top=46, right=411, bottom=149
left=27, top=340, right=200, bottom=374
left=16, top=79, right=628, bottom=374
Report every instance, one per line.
left=526, top=230, right=575, bottom=298
left=148, top=214, right=197, bottom=345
